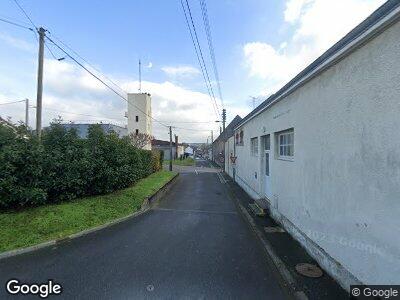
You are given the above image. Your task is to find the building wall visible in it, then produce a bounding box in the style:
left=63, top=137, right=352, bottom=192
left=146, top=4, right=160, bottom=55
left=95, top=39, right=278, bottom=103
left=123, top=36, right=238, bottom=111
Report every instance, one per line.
left=127, top=93, right=152, bottom=150
left=225, top=136, right=235, bottom=178
left=153, top=146, right=176, bottom=161
left=228, top=19, right=400, bottom=288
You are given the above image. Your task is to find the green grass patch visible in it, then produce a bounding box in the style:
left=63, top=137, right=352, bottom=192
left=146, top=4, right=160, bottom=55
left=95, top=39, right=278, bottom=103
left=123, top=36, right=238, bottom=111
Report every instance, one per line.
left=164, top=157, right=195, bottom=166
left=0, top=171, right=177, bottom=253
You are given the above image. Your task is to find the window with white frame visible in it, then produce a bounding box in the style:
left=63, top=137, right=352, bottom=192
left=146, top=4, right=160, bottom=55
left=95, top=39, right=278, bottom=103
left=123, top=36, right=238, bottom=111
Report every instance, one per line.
left=250, top=137, right=258, bottom=156
left=278, top=130, right=294, bottom=159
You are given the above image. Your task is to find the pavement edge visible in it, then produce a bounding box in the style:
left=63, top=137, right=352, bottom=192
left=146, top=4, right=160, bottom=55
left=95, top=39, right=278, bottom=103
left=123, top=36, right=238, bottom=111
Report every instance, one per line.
left=221, top=172, right=308, bottom=300
left=0, top=173, right=179, bottom=261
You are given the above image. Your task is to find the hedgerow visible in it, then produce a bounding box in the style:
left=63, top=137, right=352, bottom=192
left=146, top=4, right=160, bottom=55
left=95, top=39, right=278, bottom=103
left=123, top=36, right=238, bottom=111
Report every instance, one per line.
left=0, top=121, right=162, bottom=211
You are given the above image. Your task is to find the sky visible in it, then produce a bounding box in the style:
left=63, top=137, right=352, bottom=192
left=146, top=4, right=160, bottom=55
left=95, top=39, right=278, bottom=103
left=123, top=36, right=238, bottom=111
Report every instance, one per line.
left=0, top=0, right=385, bottom=142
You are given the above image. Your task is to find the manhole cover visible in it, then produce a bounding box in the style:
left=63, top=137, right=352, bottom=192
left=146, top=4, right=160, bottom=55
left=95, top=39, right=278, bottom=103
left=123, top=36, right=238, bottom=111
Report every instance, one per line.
left=264, top=226, right=285, bottom=233
left=295, top=263, right=323, bottom=278
left=146, top=285, right=154, bottom=292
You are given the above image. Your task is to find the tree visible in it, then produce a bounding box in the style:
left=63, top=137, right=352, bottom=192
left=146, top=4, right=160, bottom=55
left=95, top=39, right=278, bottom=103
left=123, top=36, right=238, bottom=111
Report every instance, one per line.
left=128, top=132, right=153, bottom=149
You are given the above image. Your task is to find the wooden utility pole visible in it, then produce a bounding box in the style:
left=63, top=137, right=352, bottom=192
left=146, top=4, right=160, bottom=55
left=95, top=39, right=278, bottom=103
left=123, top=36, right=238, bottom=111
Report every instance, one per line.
left=222, top=108, right=226, bottom=131
left=36, top=27, right=45, bottom=139
left=25, top=98, right=29, bottom=128
left=169, top=126, right=173, bottom=171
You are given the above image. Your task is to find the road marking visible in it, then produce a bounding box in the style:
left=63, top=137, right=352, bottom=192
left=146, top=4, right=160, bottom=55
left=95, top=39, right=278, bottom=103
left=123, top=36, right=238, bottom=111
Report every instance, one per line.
left=153, top=207, right=237, bottom=215
left=195, top=169, right=198, bottom=175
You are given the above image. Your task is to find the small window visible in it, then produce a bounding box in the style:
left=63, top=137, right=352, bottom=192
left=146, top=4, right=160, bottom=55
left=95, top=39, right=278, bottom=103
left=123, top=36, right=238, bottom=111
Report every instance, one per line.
left=250, top=137, right=258, bottom=156
left=135, top=129, right=139, bottom=135
left=239, top=130, right=244, bottom=145
left=278, top=130, right=294, bottom=159
left=135, top=116, right=139, bottom=122
left=235, top=133, right=240, bottom=145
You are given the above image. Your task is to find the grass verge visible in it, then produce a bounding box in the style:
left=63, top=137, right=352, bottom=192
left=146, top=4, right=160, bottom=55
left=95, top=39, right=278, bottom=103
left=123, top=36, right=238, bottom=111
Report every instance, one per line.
left=0, top=170, right=177, bottom=253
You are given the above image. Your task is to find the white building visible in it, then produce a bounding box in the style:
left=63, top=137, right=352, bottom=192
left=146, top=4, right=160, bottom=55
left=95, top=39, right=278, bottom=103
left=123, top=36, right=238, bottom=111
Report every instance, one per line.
left=127, top=93, right=152, bottom=150
left=225, top=1, right=400, bottom=291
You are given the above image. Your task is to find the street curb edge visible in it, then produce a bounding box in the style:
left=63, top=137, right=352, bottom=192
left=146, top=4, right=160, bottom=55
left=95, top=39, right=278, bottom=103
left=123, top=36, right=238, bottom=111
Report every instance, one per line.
left=0, top=173, right=179, bottom=261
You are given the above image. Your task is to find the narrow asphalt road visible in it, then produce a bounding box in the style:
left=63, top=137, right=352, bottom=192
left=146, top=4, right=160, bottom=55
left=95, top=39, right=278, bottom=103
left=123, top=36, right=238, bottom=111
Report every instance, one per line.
left=0, top=160, right=289, bottom=299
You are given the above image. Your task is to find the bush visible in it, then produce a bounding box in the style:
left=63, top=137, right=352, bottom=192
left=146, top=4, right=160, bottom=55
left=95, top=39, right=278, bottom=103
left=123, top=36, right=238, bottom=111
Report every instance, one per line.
left=0, top=121, right=161, bottom=211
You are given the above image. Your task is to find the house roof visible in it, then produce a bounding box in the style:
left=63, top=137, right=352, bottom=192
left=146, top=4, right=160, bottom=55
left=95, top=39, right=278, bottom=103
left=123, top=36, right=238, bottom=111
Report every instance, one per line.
left=214, top=115, right=242, bottom=143
left=152, top=139, right=184, bottom=147
left=235, top=0, right=400, bottom=129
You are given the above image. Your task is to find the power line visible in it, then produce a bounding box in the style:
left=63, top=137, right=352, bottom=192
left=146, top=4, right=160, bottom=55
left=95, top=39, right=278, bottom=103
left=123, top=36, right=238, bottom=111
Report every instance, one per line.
left=180, top=0, right=220, bottom=119
left=0, top=99, right=25, bottom=105
left=184, top=0, right=220, bottom=115
left=199, top=0, right=224, bottom=108
left=0, top=17, right=33, bottom=31
left=12, top=0, right=37, bottom=31
left=45, top=35, right=168, bottom=128
left=30, top=105, right=123, bottom=122
left=46, top=31, right=126, bottom=95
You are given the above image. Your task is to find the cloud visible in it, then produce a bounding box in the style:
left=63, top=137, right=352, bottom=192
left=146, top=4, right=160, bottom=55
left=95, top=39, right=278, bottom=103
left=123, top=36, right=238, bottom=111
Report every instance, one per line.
left=161, top=65, right=200, bottom=77
left=243, top=0, right=385, bottom=95
left=0, top=32, right=35, bottom=52
left=146, top=62, right=153, bottom=68
left=1, top=58, right=222, bottom=142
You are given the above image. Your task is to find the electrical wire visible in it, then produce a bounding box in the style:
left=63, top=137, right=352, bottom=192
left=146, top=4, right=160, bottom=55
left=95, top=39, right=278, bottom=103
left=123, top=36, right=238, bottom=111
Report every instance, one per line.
left=45, top=35, right=168, bottom=128
left=199, top=0, right=224, bottom=108
left=46, top=31, right=126, bottom=95
left=30, top=105, right=123, bottom=122
left=0, top=99, right=25, bottom=105
left=0, top=17, right=33, bottom=31
left=12, top=0, right=37, bottom=31
left=180, top=0, right=220, bottom=119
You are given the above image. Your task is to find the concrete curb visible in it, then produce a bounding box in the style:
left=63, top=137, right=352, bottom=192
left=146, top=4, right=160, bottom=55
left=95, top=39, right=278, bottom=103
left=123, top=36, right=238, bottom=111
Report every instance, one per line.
left=0, top=173, right=179, bottom=261
left=222, top=172, right=308, bottom=300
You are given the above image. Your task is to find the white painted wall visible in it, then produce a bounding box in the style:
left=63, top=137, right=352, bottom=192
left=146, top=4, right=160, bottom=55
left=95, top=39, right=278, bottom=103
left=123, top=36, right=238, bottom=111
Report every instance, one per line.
left=225, top=136, right=235, bottom=177
left=227, top=19, right=400, bottom=288
left=127, top=93, right=152, bottom=150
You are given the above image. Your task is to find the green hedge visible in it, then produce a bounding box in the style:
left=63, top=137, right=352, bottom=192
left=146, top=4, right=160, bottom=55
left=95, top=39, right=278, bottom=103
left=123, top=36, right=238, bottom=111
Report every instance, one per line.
left=0, top=121, right=162, bottom=211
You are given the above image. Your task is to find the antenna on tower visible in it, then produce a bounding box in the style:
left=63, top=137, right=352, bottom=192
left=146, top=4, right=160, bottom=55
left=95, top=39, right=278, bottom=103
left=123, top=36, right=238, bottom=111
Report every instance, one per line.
left=138, top=59, right=142, bottom=92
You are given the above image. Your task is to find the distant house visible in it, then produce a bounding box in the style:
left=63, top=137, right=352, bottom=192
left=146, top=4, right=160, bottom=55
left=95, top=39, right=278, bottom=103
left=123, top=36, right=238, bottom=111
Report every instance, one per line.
left=57, top=123, right=128, bottom=139
left=152, top=137, right=184, bottom=160
left=212, top=115, right=242, bottom=167
left=184, top=146, right=194, bottom=158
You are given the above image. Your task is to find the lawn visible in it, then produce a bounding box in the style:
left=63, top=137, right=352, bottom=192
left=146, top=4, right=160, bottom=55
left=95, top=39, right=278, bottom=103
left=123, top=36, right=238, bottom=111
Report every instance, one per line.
left=0, top=170, right=177, bottom=253
left=165, top=157, right=195, bottom=166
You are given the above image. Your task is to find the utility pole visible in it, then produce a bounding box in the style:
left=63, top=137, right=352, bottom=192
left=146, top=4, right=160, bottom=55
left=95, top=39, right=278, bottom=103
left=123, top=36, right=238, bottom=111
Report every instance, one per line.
left=169, top=126, right=173, bottom=171
left=25, top=98, right=29, bottom=128
left=211, top=130, right=214, bottom=162
left=222, top=108, right=226, bottom=131
left=36, top=27, right=45, bottom=139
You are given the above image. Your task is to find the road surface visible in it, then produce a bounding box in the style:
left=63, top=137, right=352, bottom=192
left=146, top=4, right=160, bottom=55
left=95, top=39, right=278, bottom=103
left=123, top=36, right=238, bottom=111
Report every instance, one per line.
left=0, top=160, right=289, bottom=299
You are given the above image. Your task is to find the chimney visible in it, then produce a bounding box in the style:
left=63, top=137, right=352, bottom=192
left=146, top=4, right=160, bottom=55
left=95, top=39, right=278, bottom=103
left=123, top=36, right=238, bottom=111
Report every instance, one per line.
left=175, top=135, right=179, bottom=159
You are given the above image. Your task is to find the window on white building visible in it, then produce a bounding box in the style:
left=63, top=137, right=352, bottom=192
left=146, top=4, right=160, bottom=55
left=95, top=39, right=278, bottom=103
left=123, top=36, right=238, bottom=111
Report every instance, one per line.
left=277, top=130, right=294, bottom=159
left=250, top=137, right=258, bottom=156
left=136, top=116, right=139, bottom=122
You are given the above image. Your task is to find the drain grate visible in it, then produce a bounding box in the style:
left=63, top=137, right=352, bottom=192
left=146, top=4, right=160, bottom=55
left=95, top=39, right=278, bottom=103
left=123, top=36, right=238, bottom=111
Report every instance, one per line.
left=295, top=263, right=323, bottom=278
left=264, top=226, right=285, bottom=233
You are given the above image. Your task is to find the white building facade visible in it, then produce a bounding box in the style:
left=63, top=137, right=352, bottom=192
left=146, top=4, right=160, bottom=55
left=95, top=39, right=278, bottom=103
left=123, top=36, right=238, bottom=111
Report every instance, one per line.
left=226, top=1, right=400, bottom=290
left=127, top=93, right=152, bottom=150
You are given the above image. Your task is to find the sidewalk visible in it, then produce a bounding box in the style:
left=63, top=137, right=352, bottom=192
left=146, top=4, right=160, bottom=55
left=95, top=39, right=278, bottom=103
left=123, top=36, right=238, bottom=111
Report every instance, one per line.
left=221, top=172, right=348, bottom=300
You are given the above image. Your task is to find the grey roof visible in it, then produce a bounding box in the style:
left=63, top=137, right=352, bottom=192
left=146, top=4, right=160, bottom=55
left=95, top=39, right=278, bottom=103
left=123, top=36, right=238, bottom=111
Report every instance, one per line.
left=236, top=0, right=400, bottom=128
left=214, top=115, right=242, bottom=143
